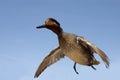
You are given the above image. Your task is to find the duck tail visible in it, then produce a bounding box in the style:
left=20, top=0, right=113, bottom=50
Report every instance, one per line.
left=93, top=59, right=100, bottom=65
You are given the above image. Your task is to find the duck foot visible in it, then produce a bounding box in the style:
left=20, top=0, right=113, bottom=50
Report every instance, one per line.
left=73, top=62, right=79, bottom=74
left=91, top=65, right=96, bottom=70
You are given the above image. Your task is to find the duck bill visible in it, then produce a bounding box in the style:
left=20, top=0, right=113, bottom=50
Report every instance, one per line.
left=36, top=24, right=46, bottom=29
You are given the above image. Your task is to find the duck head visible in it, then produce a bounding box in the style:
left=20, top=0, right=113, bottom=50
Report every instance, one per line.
left=37, top=18, right=63, bottom=36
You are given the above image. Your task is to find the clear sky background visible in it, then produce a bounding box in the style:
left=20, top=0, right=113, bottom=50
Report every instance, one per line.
left=0, top=0, right=120, bottom=80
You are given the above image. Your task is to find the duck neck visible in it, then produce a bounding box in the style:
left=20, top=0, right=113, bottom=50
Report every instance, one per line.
left=47, top=26, right=63, bottom=36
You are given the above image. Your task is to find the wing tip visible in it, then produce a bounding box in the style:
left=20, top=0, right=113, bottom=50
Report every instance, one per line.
left=34, top=74, right=39, bottom=78
left=102, top=56, right=110, bottom=69
left=105, top=59, right=110, bottom=68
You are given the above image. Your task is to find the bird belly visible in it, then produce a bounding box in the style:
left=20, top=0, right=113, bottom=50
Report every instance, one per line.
left=62, top=47, right=91, bottom=66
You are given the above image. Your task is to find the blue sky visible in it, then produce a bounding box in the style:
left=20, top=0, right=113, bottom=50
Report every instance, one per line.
left=0, top=0, right=120, bottom=80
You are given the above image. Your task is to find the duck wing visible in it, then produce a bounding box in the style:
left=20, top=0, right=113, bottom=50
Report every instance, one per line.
left=76, top=36, right=110, bottom=68
left=34, top=46, right=64, bottom=78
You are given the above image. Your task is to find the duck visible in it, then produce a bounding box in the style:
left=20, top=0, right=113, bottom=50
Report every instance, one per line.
left=34, top=18, right=109, bottom=78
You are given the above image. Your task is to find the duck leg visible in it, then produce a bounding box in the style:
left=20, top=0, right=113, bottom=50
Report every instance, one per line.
left=88, top=57, right=96, bottom=70
left=91, top=65, right=96, bottom=70
left=73, top=62, right=79, bottom=74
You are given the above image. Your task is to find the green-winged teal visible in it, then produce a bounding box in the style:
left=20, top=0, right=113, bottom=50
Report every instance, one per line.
left=34, top=18, right=109, bottom=78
